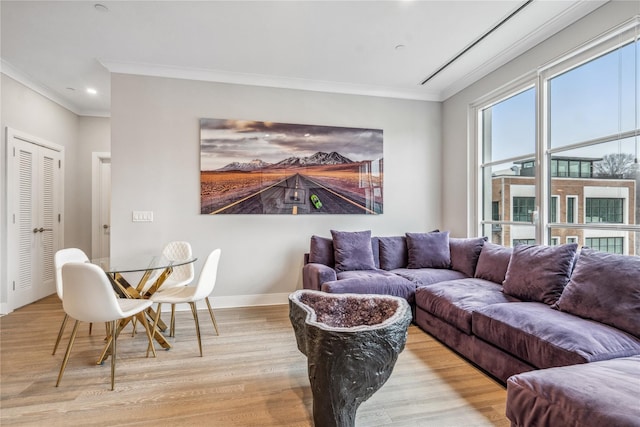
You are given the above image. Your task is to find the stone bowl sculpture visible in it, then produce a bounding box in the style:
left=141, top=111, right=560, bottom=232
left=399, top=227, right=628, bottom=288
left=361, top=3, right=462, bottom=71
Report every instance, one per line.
left=289, top=289, right=412, bottom=427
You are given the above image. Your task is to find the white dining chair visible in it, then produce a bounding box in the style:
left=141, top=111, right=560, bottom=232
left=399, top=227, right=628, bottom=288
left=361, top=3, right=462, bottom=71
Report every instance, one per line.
left=56, top=262, right=157, bottom=390
left=151, top=241, right=195, bottom=337
left=52, top=248, right=89, bottom=355
left=150, top=249, right=221, bottom=356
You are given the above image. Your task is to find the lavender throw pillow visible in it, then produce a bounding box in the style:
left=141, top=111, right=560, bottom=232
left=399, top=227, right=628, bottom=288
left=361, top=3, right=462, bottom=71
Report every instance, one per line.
left=378, top=236, right=408, bottom=270
left=449, top=237, right=487, bottom=277
left=474, top=242, right=513, bottom=284
left=406, top=231, right=451, bottom=269
left=503, top=243, right=578, bottom=305
left=309, top=235, right=334, bottom=267
left=554, top=248, right=640, bottom=338
left=330, top=230, right=376, bottom=272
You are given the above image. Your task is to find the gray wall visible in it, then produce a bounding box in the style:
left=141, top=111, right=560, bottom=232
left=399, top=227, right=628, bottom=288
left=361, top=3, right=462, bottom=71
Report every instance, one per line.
left=441, top=1, right=640, bottom=237
left=111, top=74, right=442, bottom=307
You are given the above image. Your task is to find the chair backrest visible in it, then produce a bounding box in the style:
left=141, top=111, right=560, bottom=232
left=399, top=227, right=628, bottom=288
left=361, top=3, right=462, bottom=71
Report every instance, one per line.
left=162, top=241, right=195, bottom=285
left=61, top=262, right=126, bottom=323
left=54, top=248, right=89, bottom=299
left=193, top=249, right=222, bottom=301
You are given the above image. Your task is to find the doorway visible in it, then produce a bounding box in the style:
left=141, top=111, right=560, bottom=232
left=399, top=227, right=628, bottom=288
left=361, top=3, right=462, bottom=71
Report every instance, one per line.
left=6, top=127, right=64, bottom=310
left=92, top=152, right=111, bottom=259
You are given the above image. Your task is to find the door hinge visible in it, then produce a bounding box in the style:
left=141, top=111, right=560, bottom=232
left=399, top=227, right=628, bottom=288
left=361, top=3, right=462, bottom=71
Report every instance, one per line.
left=59, top=160, right=61, bottom=168
left=58, top=214, right=61, bottom=223
left=13, top=147, right=16, bottom=157
left=13, top=214, right=16, bottom=224
left=13, top=281, right=16, bottom=291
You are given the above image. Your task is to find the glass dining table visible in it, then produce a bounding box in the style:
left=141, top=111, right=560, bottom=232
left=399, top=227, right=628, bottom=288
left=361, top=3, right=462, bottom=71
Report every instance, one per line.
left=90, top=254, right=197, bottom=364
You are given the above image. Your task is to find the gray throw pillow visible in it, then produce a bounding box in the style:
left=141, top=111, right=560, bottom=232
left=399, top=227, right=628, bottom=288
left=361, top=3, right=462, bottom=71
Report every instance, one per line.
left=308, top=235, right=335, bottom=267
left=554, top=248, right=640, bottom=338
left=503, top=243, right=578, bottom=305
left=449, top=237, right=487, bottom=277
left=474, top=242, right=512, bottom=284
left=406, top=231, right=451, bottom=269
left=378, top=236, right=408, bottom=270
left=330, top=230, right=376, bottom=272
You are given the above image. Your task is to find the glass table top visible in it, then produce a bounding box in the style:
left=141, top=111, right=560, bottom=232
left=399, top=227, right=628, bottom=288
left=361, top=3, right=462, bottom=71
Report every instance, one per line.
left=90, top=255, right=197, bottom=274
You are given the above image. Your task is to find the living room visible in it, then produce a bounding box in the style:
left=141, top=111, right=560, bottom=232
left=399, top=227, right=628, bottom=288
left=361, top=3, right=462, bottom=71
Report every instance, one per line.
left=1, top=1, right=639, bottom=426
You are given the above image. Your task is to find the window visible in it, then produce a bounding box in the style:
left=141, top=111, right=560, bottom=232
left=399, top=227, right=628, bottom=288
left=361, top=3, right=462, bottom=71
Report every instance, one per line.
left=566, top=196, right=577, bottom=223
left=476, top=19, right=639, bottom=254
left=586, top=198, right=623, bottom=223
left=513, top=197, right=535, bottom=222
left=551, top=237, right=560, bottom=246
left=492, top=201, right=500, bottom=221
left=567, top=236, right=578, bottom=244
left=550, top=196, right=559, bottom=223
left=586, top=237, right=624, bottom=254
left=513, top=239, right=535, bottom=246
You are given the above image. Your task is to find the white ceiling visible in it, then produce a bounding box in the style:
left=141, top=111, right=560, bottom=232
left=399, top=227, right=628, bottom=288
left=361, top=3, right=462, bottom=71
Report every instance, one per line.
left=1, top=0, right=607, bottom=116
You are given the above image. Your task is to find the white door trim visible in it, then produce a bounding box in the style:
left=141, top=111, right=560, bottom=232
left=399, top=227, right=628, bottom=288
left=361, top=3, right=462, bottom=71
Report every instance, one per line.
left=5, top=127, right=65, bottom=313
left=91, top=152, right=111, bottom=259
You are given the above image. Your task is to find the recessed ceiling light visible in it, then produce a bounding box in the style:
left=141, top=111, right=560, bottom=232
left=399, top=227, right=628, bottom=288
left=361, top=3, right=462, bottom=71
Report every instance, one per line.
left=94, top=3, right=109, bottom=12
left=86, top=88, right=98, bottom=95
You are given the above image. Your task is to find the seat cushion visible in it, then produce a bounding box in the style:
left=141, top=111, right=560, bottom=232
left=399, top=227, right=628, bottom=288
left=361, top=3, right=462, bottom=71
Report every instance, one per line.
left=392, top=267, right=468, bottom=286
left=323, top=272, right=416, bottom=303
left=506, top=356, right=640, bottom=427
left=415, top=278, right=517, bottom=334
left=473, top=302, right=640, bottom=369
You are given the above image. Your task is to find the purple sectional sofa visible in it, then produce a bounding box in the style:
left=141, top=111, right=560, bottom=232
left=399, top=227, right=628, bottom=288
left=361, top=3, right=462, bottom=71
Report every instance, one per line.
left=302, top=230, right=640, bottom=425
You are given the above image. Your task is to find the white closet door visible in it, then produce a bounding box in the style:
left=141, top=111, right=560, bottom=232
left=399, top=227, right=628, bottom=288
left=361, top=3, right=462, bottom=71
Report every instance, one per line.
left=7, top=130, right=63, bottom=310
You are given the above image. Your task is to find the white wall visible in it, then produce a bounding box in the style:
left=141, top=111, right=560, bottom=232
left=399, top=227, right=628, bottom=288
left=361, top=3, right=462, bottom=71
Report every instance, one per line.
left=441, top=1, right=640, bottom=237
left=111, top=74, right=441, bottom=307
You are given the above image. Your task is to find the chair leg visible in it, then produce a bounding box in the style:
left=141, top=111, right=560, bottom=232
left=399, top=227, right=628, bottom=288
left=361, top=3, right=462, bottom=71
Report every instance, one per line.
left=148, top=303, right=163, bottom=358
left=170, top=304, right=176, bottom=337
left=52, top=313, right=69, bottom=355
left=205, top=297, right=220, bottom=336
left=189, top=302, right=203, bottom=357
left=110, top=320, right=116, bottom=391
left=137, top=312, right=157, bottom=359
left=56, top=320, right=80, bottom=387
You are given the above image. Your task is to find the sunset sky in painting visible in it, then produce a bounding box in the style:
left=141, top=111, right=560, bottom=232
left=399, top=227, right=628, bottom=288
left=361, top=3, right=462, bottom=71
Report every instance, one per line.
left=200, top=118, right=383, bottom=171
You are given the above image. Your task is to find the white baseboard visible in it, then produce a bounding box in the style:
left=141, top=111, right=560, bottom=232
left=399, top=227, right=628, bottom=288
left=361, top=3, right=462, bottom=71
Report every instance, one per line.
left=161, top=292, right=291, bottom=312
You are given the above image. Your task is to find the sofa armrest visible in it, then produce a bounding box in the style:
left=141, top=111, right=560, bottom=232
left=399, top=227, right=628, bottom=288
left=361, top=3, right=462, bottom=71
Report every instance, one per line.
left=303, top=263, right=337, bottom=291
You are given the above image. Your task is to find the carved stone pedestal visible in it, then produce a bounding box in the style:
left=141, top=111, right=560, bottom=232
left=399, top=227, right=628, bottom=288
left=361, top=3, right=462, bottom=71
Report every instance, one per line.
left=289, top=290, right=412, bottom=427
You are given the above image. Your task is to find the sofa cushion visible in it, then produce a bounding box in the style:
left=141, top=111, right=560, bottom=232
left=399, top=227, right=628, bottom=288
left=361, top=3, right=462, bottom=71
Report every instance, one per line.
left=449, top=237, right=486, bottom=277
left=406, top=231, right=451, bottom=269
left=473, top=302, right=640, bottom=369
left=502, top=243, right=578, bottom=305
left=323, top=272, right=417, bottom=303
left=474, top=242, right=512, bottom=284
left=378, top=236, right=407, bottom=270
left=309, top=235, right=334, bottom=266
left=554, top=248, right=640, bottom=338
left=506, top=356, right=640, bottom=427
left=330, top=230, right=376, bottom=272
left=415, top=278, right=517, bottom=334
left=392, top=267, right=467, bottom=286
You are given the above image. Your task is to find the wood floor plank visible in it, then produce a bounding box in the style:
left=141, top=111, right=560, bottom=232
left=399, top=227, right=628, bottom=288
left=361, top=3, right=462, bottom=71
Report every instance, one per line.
left=1, top=295, right=508, bottom=426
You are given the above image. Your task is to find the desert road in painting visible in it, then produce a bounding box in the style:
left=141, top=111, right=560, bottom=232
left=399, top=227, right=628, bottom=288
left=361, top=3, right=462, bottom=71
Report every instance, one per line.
left=204, top=173, right=379, bottom=215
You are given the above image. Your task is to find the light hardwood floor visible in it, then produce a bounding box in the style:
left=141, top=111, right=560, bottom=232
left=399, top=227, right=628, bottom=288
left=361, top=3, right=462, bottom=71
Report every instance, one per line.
left=1, top=295, right=509, bottom=426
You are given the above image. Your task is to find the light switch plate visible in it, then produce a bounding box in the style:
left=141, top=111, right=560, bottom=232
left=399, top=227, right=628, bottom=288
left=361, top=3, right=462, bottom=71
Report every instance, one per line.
left=132, top=211, right=153, bottom=222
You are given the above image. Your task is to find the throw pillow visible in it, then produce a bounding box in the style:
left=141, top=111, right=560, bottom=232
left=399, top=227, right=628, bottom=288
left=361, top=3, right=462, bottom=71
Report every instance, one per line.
left=502, top=243, right=578, bottom=305
left=308, top=235, right=334, bottom=267
left=378, top=236, right=408, bottom=270
left=330, top=230, right=376, bottom=272
left=474, top=242, right=513, bottom=284
left=406, top=231, right=451, bottom=269
left=554, top=248, right=640, bottom=338
left=449, top=237, right=487, bottom=277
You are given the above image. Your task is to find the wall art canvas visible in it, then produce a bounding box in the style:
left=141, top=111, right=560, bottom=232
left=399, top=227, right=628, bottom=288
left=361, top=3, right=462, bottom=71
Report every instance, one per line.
left=200, top=118, right=383, bottom=215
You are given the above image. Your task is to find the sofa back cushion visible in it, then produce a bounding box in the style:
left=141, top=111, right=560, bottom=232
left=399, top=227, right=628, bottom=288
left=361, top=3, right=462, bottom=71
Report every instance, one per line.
left=449, top=237, right=487, bottom=277
left=554, top=248, right=640, bottom=338
left=308, top=235, right=334, bottom=266
left=503, top=243, right=578, bottom=305
left=406, top=231, right=451, bottom=269
left=378, top=236, right=408, bottom=270
left=330, top=230, right=377, bottom=272
left=474, top=242, right=512, bottom=284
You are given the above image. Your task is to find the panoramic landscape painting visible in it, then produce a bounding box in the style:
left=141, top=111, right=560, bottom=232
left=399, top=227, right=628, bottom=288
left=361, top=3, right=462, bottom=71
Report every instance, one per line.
left=200, top=118, right=383, bottom=215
